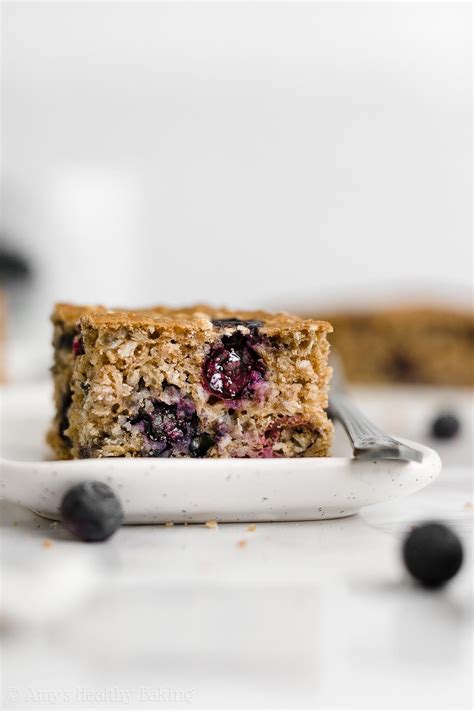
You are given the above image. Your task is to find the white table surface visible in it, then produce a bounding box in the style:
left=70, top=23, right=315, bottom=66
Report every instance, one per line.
left=1, top=386, right=472, bottom=710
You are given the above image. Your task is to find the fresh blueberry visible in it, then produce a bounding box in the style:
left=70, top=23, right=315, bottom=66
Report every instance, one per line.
left=212, top=318, right=263, bottom=330
left=203, top=331, right=266, bottom=400
left=189, top=432, right=214, bottom=457
left=60, top=481, right=123, bottom=542
left=430, top=412, right=460, bottom=440
left=403, top=522, right=463, bottom=588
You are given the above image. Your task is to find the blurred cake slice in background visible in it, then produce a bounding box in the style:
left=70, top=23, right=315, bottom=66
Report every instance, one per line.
left=318, top=306, right=473, bottom=387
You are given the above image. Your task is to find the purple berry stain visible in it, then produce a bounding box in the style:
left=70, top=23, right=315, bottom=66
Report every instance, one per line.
left=73, top=334, right=84, bottom=357
left=203, top=330, right=266, bottom=401
left=133, top=387, right=213, bottom=457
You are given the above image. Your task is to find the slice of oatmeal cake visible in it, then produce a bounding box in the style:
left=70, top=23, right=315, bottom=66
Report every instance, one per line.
left=49, top=305, right=333, bottom=459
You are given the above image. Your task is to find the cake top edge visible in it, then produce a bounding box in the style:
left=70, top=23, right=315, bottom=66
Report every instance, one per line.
left=50, top=302, right=332, bottom=332
left=52, top=303, right=106, bottom=324
left=79, top=310, right=333, bottom=333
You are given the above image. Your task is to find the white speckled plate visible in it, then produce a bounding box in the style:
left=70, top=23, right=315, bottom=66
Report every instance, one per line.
left=0, top=383, right=441, bottom=523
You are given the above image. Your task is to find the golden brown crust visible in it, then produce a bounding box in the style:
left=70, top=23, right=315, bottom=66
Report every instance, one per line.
left=52, top=302, right=332, bottom=334
left=80, top=309, right=332, bottom=335
left=51, top=303, right=106, bottom=328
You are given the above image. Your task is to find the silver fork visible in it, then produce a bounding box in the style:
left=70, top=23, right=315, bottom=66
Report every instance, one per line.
left=328, top=356, right=423, bottom=463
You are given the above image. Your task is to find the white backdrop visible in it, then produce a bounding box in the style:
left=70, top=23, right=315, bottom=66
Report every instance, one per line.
left=1, top=1, right=472, bottom=349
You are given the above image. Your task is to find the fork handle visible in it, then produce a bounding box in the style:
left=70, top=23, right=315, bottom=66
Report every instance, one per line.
left=328, top=392, right=423, bottom=463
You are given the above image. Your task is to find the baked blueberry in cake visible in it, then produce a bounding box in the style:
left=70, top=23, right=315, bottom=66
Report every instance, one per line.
left=48, top=304, right=333, bottom=459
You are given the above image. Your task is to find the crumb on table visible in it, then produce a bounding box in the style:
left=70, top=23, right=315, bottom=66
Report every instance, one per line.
left=42, top=538, right=53, bottom=549
left=246, top=523, right=257, bottom=532
left=237, top=539, right=247, bottom=548
left=205, top=519, right=218, bottom=529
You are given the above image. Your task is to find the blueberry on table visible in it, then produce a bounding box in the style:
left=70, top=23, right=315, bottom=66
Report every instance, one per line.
left=60, top=481, right=123, bottom=542
left=403, top=522, right=463, bottom=588
left=430, top=413, right=460, bottom=440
